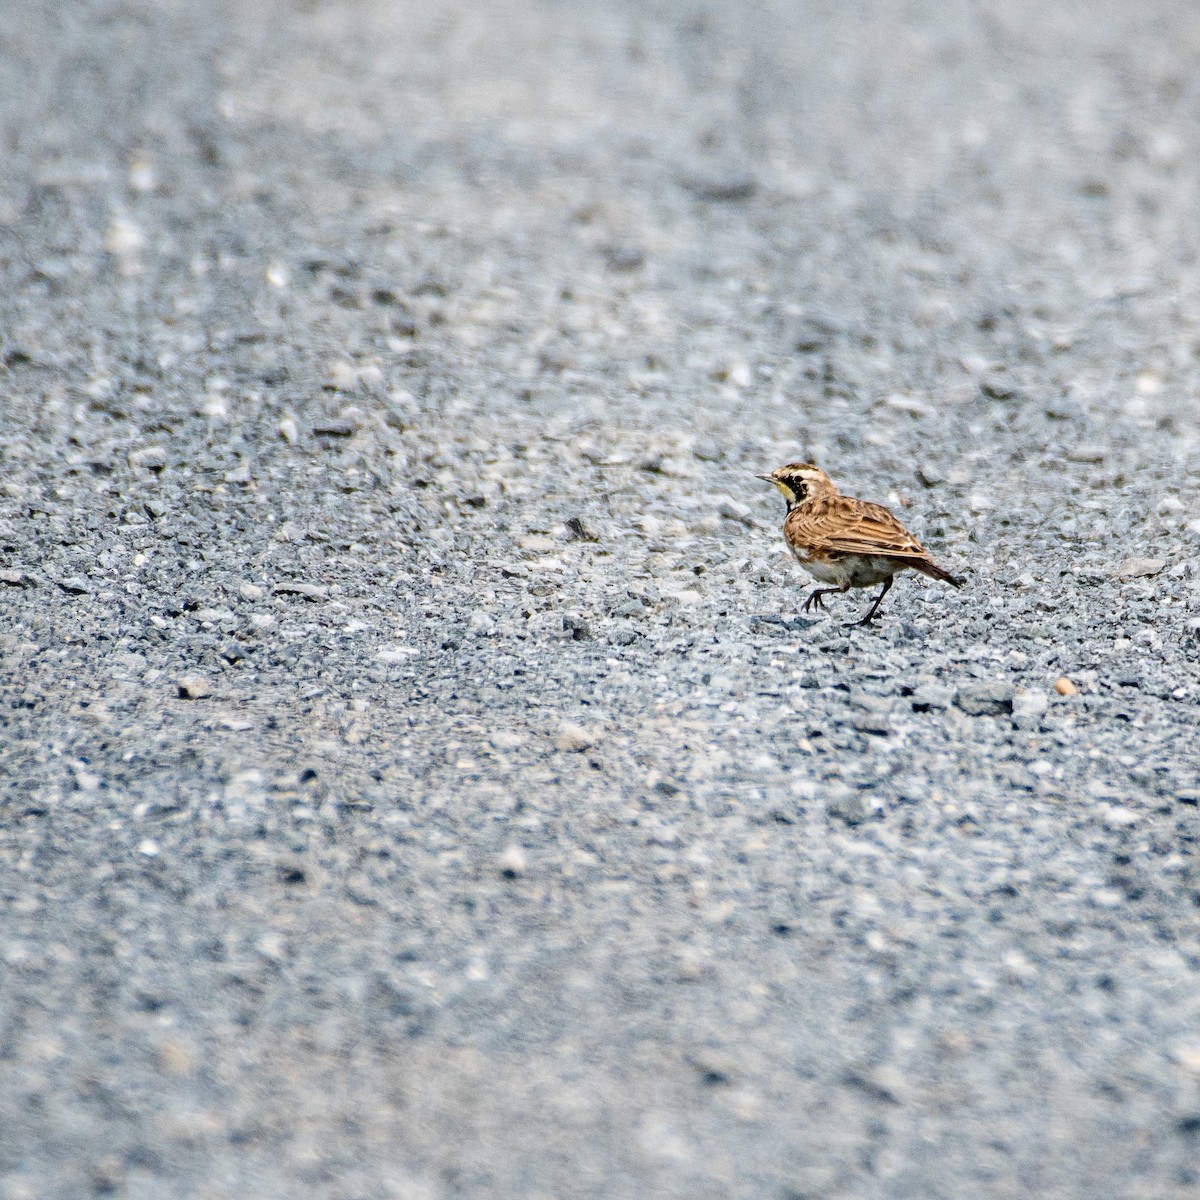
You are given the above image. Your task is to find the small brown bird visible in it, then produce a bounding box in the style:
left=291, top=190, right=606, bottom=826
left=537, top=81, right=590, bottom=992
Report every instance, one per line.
left=756, top=462, right=963, bottom=626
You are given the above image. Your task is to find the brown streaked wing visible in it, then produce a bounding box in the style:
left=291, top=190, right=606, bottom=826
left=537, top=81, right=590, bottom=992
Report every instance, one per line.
left=786, top=497, right=932, bottom=560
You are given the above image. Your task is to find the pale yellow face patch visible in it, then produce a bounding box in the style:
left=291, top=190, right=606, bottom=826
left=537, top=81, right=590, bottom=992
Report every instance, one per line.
left=758, top=464, right=827, bottom=505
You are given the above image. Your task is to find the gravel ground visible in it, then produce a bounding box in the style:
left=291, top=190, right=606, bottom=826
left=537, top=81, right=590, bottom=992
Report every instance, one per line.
left=3, top=2, right=1200, bottom=1197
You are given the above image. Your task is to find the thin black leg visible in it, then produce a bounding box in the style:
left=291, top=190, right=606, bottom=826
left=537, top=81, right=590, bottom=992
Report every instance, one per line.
left=803, top=586, right=845, bottom=613
left=844, top=578, right=893, bottom=627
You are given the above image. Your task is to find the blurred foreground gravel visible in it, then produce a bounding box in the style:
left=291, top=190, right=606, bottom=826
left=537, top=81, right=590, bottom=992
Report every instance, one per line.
left=2, top=2, right=1200, bottom=1197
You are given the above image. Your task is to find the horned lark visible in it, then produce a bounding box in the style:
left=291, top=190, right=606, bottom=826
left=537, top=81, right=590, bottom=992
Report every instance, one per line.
left=756, top=463, right=962, bottom=626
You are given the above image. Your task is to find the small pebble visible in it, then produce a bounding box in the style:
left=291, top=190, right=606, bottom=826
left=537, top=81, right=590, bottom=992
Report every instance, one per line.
left=1102, top=805, right=1140, bottom=829
left=177, top=676, right=212, bottom=699
left=498, top=844, right=527, bottom=877
left=848, top=689, right=891, bottom=714
left=157, top=1041, right=196, bottom=1076
left=911, top=683, right=953, bottom=712
left=1055, top=677, right=1078, bottom=696
left=603, top=243, right=645, bottom=272
left=980, top=372, right=1016, bottom=400
left=884, top=393, right=933, bottom=417
left=851, top=714, right=892, bottom=737
left=256, top=933, right=288, bottom=962
left=199, top=394, right=227, bottom=420
left=1114, top=557, right=1165, bottom=579
left=689, top=1048, right=737, bottom=1085
left=104, top=215, right=144, bottom=258
left=375, top=646, right=419, bottom=663
left=1012, top=691, right=1048, bottom=722
left=1170, top=1042, right=1200, bottom=1074
left=681, top=169, right=757, bottom=202
left=127, top=157, right=157, bottom=192
left=790, top=312, right=844, bottom=352
left=826, top=791, right=867, bottom=825
left=564, top=516, right=598, bottom=542
left=327, top=360, right=359, bottom=391
left=273, top=581, right=328, bottom=601
left=718, top=498, right=754, bottom=525
left=562, top=615, right=591, bottom=641
left=488, top=730, right=526, bottom=750
left=312, top=418, right=357, bottom=437
left=128, top=445, right=167, bottom=470
left=954, top=682, right=1015, bottom=716
left=555, top=722, right=594, bottom=752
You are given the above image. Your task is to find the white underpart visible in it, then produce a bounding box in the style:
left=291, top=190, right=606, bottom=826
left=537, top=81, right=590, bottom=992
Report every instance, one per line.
left=789, top=548, right=910, bottom=589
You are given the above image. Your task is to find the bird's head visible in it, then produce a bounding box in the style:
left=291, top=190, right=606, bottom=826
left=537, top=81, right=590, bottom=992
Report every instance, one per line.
left=755, top=462, right=834, bottom=508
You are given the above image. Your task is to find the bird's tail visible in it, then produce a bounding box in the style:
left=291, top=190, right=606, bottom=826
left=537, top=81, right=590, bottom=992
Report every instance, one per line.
left=914, top=558, right=963, bottom=588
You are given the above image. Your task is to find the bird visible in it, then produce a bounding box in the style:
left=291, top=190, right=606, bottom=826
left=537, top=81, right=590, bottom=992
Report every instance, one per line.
left=756, top=462, right=963, bottom=627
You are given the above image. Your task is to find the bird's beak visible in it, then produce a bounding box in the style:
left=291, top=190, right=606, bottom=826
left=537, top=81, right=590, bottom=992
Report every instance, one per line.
left=754, top=473, right=775, bottom=483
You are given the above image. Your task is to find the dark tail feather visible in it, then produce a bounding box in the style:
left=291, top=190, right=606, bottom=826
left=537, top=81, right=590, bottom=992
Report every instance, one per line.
left=914, top=558, right=963, bottom=588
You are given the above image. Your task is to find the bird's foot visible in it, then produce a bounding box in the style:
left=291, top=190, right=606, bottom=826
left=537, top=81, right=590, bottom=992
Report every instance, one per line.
left=842, top=612, right=880, bottom=628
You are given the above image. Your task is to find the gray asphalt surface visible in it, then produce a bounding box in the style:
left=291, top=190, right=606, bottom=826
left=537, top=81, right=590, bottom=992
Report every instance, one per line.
left=3, top=2, right=1200, bottom=1197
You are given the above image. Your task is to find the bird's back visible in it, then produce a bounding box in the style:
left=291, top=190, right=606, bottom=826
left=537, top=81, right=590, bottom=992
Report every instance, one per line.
left=784, top=493, right=932, bottom=562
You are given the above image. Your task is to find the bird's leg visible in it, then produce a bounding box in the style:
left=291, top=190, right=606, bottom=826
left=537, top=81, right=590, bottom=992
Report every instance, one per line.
left=802, top=585, right=845, bottom=613
left=844, top=578, right=893, bottom=627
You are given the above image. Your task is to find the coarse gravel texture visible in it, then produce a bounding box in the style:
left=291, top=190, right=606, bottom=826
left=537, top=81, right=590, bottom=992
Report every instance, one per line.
left=3, top=1, right=1200, bottom=1198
